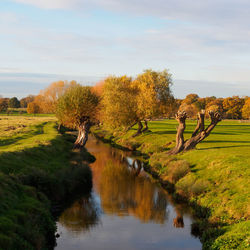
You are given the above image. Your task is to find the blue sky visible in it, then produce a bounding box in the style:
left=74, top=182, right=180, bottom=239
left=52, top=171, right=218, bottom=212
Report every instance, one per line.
left=0, top=0, right=250, bottom=98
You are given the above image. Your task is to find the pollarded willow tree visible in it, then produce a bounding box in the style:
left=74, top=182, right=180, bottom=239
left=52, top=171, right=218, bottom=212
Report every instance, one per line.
left=101, top=75, right=138, bottom=129
left=56, top=84, right=99, bottom=148
left=99, top=70, right=174, bottom=136
left=132, top=69, right=173, bottom=136
left=168, top=110, right=222, bottom=155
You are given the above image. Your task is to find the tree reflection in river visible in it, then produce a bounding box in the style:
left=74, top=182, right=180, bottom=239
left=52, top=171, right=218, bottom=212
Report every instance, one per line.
left=59, top=137, right=172, bottom=234
left=100, top=161, right=169, bottom=223
left=94, top=146, right=169, bottom=224
left=56, top=137, right=202, bottom=250
left=59, top=194, right=101, bottom=233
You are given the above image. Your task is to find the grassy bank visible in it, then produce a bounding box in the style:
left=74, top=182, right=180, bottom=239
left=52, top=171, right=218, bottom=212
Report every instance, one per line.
left=92, top=119, right=250, bottom=249
left=0, top=116, right=93, bottom=249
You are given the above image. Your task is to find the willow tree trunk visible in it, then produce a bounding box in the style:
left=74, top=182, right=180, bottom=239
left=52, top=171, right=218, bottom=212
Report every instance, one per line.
left=74, top=118, right=91, bottom=148
left=132, top=121, right=143, bottom=137
left=168, top=110, right=222, bottom=155
left=142, top=120, right=149, bottom=132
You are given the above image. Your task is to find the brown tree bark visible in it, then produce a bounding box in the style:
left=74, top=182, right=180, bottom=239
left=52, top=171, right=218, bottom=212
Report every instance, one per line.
left=142, top=120, right=149, bottom=132
left=125, top=121, right=138, bottom=132
left=168, top=110, right=221, bottom=155
left=74, top=116, right=91, bottom=148
left=167, top=111, right=187, bottom=155
left=132, top=121, right=143, bottom=137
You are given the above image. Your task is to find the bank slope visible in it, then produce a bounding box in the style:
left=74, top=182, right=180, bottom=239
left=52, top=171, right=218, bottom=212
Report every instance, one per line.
left=0, top=116, right=93, bottom=249
left=92, top=119, right=250, bottom=249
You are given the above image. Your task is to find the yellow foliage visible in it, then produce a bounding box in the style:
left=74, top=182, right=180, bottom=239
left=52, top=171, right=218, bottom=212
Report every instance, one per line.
left=133, top=69, right=173, bottom=120
left=101, top=75, right=138, bottom=128
left=242, top=97, right=250, bottom=119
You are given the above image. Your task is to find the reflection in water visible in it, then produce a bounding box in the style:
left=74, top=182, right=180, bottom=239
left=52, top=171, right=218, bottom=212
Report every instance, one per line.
left=99, top=159, right=168, bottom=223
left=59, top=194, right=101, bottom=234
left=56, top=136, right=201, bottom=250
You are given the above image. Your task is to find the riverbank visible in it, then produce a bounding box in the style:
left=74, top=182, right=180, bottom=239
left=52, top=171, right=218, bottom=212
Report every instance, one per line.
left=91, top=119, right=250, bottom=249
left=0, top=116, right=94, bottom=249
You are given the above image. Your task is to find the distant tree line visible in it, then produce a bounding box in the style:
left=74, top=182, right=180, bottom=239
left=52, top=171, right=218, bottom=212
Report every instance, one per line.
left=1, top=70, right=249, bottom=149
left=1, top=75, right=250, bottom=121
left=0, top=95, right=35, bottom=112
left=177, top=94, right=250, bottom=120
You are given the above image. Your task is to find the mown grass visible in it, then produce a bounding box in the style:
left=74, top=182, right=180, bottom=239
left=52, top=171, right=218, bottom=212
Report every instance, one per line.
left=0, top=116, right=93, bottom=249
left=92, top=119, right=250, bottom=249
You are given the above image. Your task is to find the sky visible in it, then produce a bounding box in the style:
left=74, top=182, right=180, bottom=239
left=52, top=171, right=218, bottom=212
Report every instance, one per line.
left=0, top=0, right=250, bottom=98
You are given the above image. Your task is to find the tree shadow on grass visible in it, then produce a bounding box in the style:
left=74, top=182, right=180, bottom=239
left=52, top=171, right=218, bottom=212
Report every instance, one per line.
left=202, top=140, right=250, bottom=143
left=198, top=145, right=250, bottom=150
left=151, top=130, right=180, bottom=135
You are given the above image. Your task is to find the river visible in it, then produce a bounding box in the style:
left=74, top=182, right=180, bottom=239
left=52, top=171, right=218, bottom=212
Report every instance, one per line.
left=55, top=135, right=201, bottom=250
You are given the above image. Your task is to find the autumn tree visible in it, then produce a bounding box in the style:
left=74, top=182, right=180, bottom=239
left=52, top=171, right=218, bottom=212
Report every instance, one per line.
left=8, top=97, right=20, bottom=108
left=206, top=98, right=224, bottom=115
left=27, top=102, right=40, bottom=114
left=56, top=84, right=99, bottom=148
left=20, top=95, right=35, bottom=108
left=92, top=80, right=105, bottom=97
left=179, top=94, right=200, bottom=119
left=132, top=69, right=173, bottom=135
left=99, top=70, right=173, bottom=136
left=29, top=80, right=77, bottom=113
left=168, top=110, right=222, bottom=155
left=159, top=96, right=178, bottom=119
left=223, top=96, right=244, bottom=119
left=195, top=98, right=206, bottom=110
left=0, top=98, right=9, bottom=112
left=92, top=80, right=105, bottom=123
left=100, top=75, right=138, bottom=130
left=242, top=97, right=250, bottom=119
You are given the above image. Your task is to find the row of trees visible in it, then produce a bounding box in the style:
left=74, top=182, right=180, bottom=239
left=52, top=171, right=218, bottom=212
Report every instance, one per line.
left=3, top=76, right=249, bottom=121
left=96, top=69, right=174, bottom=135
left=55, top=69, right=173, bottom=147
left=179, top=94, right=250, bottom=120
left=0, top=95, right=35, bottom=112
left=1, top=70, right=250, bottom=152
left=27, top=80, right=77, bottom=114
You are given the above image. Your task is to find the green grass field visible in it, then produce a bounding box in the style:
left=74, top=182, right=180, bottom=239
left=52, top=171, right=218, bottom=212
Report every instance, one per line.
left=0, top=115, right=92, bottom=249
left=92, top=119, right=250, bottom=249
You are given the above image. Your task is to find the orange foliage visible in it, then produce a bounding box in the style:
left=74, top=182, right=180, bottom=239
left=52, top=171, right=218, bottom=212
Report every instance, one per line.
left=28, top=80, right=77, bottom=114
left=242, top=97, right=250, bottom=119
left=92, top=80, right=105, bottom=97
left=27, top=102, right=40, bottom=114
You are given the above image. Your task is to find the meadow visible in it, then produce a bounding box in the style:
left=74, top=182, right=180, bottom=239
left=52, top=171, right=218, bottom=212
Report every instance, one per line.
left=0, top=115, right=93, bottom=249
left=92, top=119, right=250, bottom=249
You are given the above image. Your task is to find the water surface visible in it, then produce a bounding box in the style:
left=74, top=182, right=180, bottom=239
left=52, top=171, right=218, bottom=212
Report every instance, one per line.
left=55, top=136, right=201, bottom=250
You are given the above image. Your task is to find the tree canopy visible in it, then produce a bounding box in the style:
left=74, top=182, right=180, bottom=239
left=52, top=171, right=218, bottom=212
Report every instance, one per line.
left=28, top=80, right=77, bottom=114
left=100, top=75, right=138, bottom=129
left=133, top=69, right=173, bottom=121
left=56, top=84, right=99, bottom=129
left=99, top=69, right=173, bottom=134
left=8, top=97, right=20, bottom=108
left=242, top=97, right=250, bottom=119
left=56, top=84, right=99, bottom=147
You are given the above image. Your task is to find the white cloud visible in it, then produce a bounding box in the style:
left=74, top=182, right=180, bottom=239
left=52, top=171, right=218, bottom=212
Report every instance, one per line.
left=3, top=1, right=250, bottom=84
left=12, top=0, right=250, bottom=27
left=12, top=0, right=76, bottom=9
